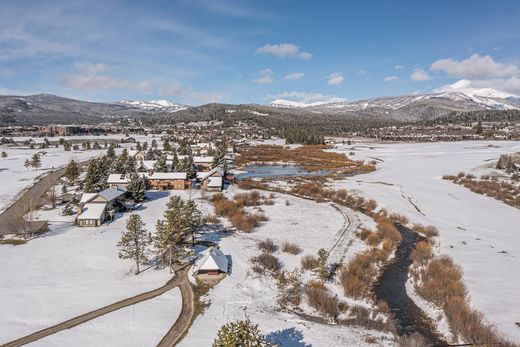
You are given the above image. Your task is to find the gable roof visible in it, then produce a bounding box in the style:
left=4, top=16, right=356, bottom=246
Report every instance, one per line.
left=98, top=188, right=127, bottom=201
left=107, top=173, right=130, bottom=184
left=79, top=193, right=98, bottom=204
left=146, top=172, right=187, bottom=180
left=194, top=247, right=228, bottom=273
left=77, top=203, right=106, bottom=220
left=197, top=167, right=224, bottom=180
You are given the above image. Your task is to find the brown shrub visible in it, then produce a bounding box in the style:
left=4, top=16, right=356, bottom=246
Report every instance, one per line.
left=230, top=212, right=267, bottom=232
left=341, top=252, right=378, bottom=299
left=251, top=253, right=282, bottom=273
left=282, top=241, right=302, bottom=255
left=411, top=241, right=433, bottom=265
left=377, top=220, right=402, bottom=243
left=257, top=238, right=277, bottom=253
left=389, top=212, right=409, bottom=225
left=305, top=283, right=340, bottom=320
left=301, top=255, right=319, bottom=270
left=214, top=198, right=238, bottom=217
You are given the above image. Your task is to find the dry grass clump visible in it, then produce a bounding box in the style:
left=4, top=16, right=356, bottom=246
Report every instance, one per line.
left=340, top=252, right=378, bottom=299
left=236, top=178, right=269, bottom=190
left=282, top=241, right=302, bottom=255
left=389, top=212, right=409, bottom=225
left=301, top=254, right=320, bottom=270
left=234, top=191, right=274, bottom=207
left=229, top=211, right=267, bottom=232
left=414, top=254, right=516, bottom=346
left=411, top=223, right=439, bottom=239
left=210, top=192, right=268, bottom=232
left=341, top=304, right=395, bottom=333
left=257, top=238, right=278, bottom=253
left=410, top=241, right=433, bottom=265
left=444, top=174, right=520, bottom=209
left=305, top=281, right=341, bottom=320
left=251, top=253, right=282, bottom=273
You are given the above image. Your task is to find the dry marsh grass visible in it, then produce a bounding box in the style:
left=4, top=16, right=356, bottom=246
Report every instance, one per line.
left=236, top=144, right=376, bottom=174
left=251, top=253, right=282, bottom=273
left=257, top=238, right=278, bottom=253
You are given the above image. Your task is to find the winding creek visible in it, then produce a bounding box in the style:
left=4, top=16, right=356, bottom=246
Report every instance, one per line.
left=238, top=165, right=447, bottom=345
left=374, top=225, right=447, bottom=346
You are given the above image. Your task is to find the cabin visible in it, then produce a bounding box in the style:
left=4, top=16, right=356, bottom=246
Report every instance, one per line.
left=194, top=156, right=214, bottom=170
left=198, top=167, right=224, bottom=191
left=194, top=247, right=228, bottom=276
left=76, top=188, right=127, bottom=227
left=146, top=172, right=190, bottom=190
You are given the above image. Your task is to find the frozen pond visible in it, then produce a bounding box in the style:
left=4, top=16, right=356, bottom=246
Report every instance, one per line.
left=236, top=164, right=332, bottom=179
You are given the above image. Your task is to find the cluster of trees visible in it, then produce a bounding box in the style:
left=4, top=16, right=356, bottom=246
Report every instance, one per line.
left=118, top=195, right=202, bottom=273
left=496, top=153, right=520, bottom=173
left=213, top=318, right=273, bottom=346
left=283, top=128, right=325, bottom=145
left=23, top=153, right=42, bottom=169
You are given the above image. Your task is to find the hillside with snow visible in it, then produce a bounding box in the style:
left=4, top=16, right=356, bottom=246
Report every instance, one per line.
left=118, top=99, right=189, bottom=112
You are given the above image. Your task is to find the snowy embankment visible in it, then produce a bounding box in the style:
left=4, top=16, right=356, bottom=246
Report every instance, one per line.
left=0, top=191, right=185, bottom=344
left=330, top=141, right=520, bottom=342
left=181, top=188, right=393, bottom=347
left=28, top=288, right=182, bottom=347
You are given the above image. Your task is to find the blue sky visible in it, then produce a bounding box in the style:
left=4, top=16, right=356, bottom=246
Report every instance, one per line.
left=1, top=0, right=520, bottom=105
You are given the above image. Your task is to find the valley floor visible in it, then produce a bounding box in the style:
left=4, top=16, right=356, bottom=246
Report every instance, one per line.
left=330, top=140, right=520, bottom=342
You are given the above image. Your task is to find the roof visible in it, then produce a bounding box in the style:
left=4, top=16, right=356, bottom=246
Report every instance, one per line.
left=79, top=193, right=98, bottom=204
left=178, top=155, right=213, bottom=163
left=197, top=167, right=224, bottom=180
left=98, top=188, right=127, bottom=201
left=77, top=203, right=106, bottom=220
left=146, top=172, right=187, bottom=180
left=194, top=247, right=228, bottom=273
left=107, top=174, right=130, bottom=184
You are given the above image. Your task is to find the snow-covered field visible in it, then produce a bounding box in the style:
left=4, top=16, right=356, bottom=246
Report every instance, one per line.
left=0, top=191, right=186, bottom=344
left=28, top=288, right=182, bottom=347
left=181, top=187, right=393, bottom=347
left=330, top=140, right=520, bottom=342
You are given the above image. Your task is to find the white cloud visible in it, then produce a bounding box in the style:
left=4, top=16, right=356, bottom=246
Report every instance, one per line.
left=256, top=43, right=312, bottom=60
left=394, top=64, right=404, bottom=70
left=267, top=91, right=346, bottom=105
left=358, top=69, right=368, bottom=76
left=283, top=72, right=304, bottom=80
left=159, top=82, right=185, bottom=96
left=254, top=69, right=274, bottom=84
left=62, top=62, right=148, bottom=92
left=431, top=54, right=519, bottom=79
left=384, top=75, right=398, bottom=82
left=327, top=72, right=344, bottom=85
left=410, top=68, right=430, bottom=82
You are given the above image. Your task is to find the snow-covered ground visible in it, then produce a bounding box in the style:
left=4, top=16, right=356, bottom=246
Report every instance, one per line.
left=0, top=191, right=187, bottom=344
left=0, top=146, right=105, bottom=213
left=28, top=288, right=182, bottom=347
left=181, top=188, right=394, bottom=346
left=330, top=140, right=520, bottom=342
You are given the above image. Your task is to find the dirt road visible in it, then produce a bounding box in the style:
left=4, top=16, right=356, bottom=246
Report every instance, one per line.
left=1, top=266, right=193, bottom=347
left=0, top=160, right=89, bottom=236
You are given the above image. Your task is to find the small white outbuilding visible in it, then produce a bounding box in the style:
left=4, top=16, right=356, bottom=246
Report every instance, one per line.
left=194, top=247, right=228, bottom=276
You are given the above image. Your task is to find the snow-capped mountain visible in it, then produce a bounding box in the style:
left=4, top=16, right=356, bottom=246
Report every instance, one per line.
left=118, top=99, right=189, bottom=112
left=270, top=87, right=520, bottom=113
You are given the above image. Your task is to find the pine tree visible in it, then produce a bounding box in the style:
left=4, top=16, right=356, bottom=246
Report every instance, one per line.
left=163, top=138, right=172, bottom=152
left=142, top=141, right=148, bottom=150
left=171, top=148, right=179, bottom=171
left=30, top=153, right=41, bottom=169
left=213, top=318, right=273, bottom=347
left=1, top=151, right=7, bottom=158
left=154, top=155, right=168, bottom=172
left=154, top=196, right=199, bottom=267
left=118, top=214, right=152, bottom=274
left=317, top=248, right=329, bottom=280
left=136, top=141, right=142, bottom=151
left=185, top=200, right=202, bottom=246
left=64, top=159, right=80, bottom=182
left=24, top=158, right=30, bottom=170
left=126, top=156, right=137, bottom=173
left=63, top=141, right=71, bottom=151
left=476, top=119, right=483, bottom=134
left=127, top=172, right=145, bottom=203
left=84, top=157, right=110, bottom=193
left=151, top=139, right=158, bottom=148
left=107, top=144, right=116, bottom=159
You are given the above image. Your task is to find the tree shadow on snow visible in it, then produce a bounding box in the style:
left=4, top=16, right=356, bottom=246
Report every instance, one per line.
left=145, top=191, right=170, bottom=202
left=266, top=327, right=311, bottom=347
